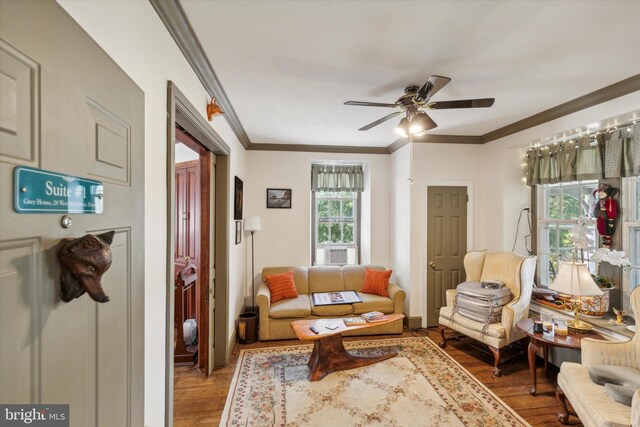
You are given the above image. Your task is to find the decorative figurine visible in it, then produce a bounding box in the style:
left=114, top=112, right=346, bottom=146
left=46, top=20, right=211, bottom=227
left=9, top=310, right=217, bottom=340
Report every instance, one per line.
left=58, top=231, right=115, bottom=303
left=593, top=183, right=619, bottom=248
left=608, top=307, right=626, bottom=326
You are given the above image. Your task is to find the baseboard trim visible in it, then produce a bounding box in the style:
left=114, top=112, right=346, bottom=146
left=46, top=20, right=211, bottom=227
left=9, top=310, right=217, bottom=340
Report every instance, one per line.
left=405, top=315, right=423, bottom=330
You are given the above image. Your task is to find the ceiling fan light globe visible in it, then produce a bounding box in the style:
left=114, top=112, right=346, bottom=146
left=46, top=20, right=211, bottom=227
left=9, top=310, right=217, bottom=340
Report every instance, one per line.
left=409, top=123, right=423, bottom=134
left=395, top=117, right=410, bottom=137
left=411, top=112, right=435, bottom=133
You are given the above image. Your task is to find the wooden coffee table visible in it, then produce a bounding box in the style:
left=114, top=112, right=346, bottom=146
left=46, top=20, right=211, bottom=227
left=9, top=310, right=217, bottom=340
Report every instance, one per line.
left=291, top=314, right=404, bottom=381
left=516, top=317, right=606, bottom=395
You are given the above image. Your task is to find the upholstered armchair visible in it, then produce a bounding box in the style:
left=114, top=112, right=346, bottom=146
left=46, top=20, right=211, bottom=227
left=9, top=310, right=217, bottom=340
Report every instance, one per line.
left=556, top=287, right=640, bottom=426
left=438, top=250, right=537, bottom=376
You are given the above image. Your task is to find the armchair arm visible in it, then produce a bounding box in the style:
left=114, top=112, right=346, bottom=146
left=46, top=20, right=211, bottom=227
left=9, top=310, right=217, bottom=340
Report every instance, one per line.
left=387, top=282, right=406, bottom=314
left=501, top=301, right=529, bottom=343
left=581, top=338, right=638, bottom=368
left=445, top=289, right=457, bottom=307
left=256, top=283, right=271, bottom=311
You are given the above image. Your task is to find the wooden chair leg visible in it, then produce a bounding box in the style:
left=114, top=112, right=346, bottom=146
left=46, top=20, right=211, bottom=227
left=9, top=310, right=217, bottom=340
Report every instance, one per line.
left=488, top=346, right=501, bottom=376
left=555, top=385, right=570, bottom=424
left=438, top=325, right=447, bottom=348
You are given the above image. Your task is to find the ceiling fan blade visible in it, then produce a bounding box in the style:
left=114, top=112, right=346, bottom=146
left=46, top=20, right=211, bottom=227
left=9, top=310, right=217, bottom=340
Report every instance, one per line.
left=415, top=75, right=451, bottom=103
left=430, top=98, right=495, bottom=109
left=358, top=111, right=402, bottom=131
left=344, top=101, right=397, bottom=108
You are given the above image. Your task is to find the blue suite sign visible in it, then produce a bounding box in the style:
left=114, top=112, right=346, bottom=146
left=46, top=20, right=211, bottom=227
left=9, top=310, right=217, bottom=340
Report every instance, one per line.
left=14, top=166, right=104, bottom=214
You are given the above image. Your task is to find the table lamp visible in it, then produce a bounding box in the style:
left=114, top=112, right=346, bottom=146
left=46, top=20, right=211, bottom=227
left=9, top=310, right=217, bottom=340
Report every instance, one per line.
left=549, top=261, right=603, bottom=331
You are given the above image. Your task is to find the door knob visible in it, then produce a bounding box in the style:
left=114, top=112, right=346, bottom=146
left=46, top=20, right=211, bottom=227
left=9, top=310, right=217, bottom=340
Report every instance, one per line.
left=429, top=261, right=436, bottom=270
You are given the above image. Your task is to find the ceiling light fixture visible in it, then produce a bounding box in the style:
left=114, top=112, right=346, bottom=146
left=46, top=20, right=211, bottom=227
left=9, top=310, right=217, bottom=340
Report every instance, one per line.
left=394, top=117, right=410, bottom=137
left=410, top=112, right=435, bottom=135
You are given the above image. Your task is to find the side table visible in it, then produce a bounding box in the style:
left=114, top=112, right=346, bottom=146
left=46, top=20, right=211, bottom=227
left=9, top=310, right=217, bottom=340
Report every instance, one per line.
left=516, top=317, right=606, bottom=395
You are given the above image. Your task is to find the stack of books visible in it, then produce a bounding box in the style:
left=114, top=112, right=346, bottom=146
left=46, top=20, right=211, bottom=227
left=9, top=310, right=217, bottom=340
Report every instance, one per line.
left=343, top=311, right=389, bottom=326
left=343, top=317, right=366, bottom=326
left=360, top=311, right=388, bottom=322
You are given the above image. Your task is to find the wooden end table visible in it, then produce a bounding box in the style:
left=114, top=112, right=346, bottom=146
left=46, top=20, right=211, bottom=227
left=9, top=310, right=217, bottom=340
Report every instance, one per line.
left=516, top=317, right=606, bottom=395
left=290, top=314, right=404, bottom=381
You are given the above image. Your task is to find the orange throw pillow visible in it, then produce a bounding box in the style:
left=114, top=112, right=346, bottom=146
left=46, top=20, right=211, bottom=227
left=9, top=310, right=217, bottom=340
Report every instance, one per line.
left=362, top=267, right=392, bottom=297
left=265, top=271, right=298, bottom=303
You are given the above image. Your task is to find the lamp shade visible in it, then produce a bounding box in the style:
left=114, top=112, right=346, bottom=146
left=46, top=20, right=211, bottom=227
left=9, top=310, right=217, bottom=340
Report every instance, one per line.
left=549, top=262, right=603, bottom=296
left=394, top=117, right=409, bottom=137
left=244, top=216, right=261, bottom=232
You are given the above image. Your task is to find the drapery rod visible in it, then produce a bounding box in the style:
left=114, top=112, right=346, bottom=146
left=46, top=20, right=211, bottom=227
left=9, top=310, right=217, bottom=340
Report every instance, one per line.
left=529, top=118, right=638, bottom=149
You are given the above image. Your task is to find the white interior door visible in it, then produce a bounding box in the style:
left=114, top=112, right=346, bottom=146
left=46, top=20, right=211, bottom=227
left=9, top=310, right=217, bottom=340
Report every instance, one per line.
left=0, top=1, right=144, bottom=426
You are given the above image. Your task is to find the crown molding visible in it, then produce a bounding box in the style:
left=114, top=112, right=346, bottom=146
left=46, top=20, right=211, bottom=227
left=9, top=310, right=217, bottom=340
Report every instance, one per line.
left=387, top=134, right=483, bottom=153
left=152, top=2, right=639, bottom=153
left=247, top=143, right=389, bottom=155
left=481, top=73, right=640, bottom=143
left=149, top=0, right=251, bottom=149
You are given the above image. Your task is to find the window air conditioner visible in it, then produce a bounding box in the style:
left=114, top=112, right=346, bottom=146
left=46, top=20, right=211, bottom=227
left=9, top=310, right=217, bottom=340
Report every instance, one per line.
left=325, top=248, right=348, bottom=265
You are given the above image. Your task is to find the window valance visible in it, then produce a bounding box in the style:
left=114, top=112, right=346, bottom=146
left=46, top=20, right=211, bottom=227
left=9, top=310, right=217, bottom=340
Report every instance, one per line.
left=311, top=164, right=364, bottom=192
left=526, top=124, right=640, bottom=186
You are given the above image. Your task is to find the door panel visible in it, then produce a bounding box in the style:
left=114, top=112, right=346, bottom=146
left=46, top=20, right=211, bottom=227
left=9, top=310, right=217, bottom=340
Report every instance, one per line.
left=0, top=1, right=144, bottom=426
left=426, top=186, right=467, bottom=326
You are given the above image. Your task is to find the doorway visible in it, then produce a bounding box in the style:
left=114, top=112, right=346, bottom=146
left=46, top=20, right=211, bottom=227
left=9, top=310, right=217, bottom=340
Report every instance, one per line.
left=173, top=127, right=214, bottom=368
left=426, top=186, right=468, bottom=326
left=166, top=81, right=231, bottom=425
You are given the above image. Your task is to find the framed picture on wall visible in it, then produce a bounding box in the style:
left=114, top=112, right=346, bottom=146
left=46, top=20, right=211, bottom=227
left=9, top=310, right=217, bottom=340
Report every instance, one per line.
left=234, top=176, right=243, bottom=220
left=235, top=220, right=242, bottom=245
left=266, top=188, right=292, bottom=209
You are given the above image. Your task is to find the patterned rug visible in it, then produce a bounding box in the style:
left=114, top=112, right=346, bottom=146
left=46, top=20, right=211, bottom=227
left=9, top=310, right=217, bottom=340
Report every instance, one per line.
left=220, top=337, right=530, bottom=427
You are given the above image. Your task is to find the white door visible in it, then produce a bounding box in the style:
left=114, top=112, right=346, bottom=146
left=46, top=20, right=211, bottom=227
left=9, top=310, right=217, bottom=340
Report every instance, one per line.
left=0, top=1, right=144, bottom=426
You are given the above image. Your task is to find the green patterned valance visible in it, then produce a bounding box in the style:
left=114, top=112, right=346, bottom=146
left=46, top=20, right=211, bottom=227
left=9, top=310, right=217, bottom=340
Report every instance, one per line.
left=526, top=124, right=640, bottom=186
left=311, top=164, right=364, bottom=192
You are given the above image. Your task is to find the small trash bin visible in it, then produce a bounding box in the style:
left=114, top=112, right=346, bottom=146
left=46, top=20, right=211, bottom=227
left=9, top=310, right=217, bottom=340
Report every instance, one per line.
left=238, top=312, right=258, bottom=344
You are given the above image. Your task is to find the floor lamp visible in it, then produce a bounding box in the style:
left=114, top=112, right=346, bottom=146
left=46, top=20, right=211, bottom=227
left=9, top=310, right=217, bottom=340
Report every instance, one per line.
left=244, top=216, right=261, bottom=312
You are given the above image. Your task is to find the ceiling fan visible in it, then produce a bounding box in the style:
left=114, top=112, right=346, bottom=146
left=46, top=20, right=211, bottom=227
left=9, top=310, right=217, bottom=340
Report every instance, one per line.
left=344, top=75, right=495, bottom=137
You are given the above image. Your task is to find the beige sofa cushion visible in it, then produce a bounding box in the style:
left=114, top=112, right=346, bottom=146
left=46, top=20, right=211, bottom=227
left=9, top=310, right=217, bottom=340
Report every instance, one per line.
left=343, top=265, right=385, bottom=292
left=269, top=295, right=311, bottom=319
left=308, top=266, right=344, bottom=292
left=263, top=266, right=309, bottom=295
left=439, top=306, right=505, bottom=339
left=311, top=299, right=353, bottom=316
left=352, top=293, right=394, bottom=314
left=559, top=362, right=632, bottom=427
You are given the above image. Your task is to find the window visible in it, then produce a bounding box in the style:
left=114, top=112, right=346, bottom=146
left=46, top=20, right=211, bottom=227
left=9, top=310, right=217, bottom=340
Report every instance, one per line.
left=624, top=176, right=640, bottom=303
left=310, top=163, right=364, bottom=265
left=537, top=180, right=598, bottom=286
left=313, top=191, right=359, bottom=265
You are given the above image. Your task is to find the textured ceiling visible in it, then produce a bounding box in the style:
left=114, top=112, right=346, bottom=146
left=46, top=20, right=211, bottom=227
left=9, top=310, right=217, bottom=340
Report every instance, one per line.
left=181, top=0, right=640, bottom=147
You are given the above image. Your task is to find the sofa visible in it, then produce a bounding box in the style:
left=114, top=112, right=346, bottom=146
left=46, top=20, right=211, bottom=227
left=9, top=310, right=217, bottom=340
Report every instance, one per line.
left=256, top=265, right=406, bottom=341
left=438, top=250, right=537, bottom=375
left=556, top=286, right=640, bottom=426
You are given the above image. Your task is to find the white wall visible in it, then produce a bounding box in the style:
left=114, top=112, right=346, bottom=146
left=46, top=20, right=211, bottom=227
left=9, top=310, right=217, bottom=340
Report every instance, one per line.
left=243, top=150, right=391, bottom=304
left=390, top=147, right=411, bottom=314
left=57, top=2, right=247, bottom=426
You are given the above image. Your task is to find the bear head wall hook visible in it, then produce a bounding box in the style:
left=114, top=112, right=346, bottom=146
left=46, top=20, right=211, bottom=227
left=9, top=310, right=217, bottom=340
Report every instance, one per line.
left=58, top=230, right=115, bottom=303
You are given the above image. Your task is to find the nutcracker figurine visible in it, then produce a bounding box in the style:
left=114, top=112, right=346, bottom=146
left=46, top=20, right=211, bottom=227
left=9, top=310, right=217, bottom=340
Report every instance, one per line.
left=592, top=183, right=619, bottom=248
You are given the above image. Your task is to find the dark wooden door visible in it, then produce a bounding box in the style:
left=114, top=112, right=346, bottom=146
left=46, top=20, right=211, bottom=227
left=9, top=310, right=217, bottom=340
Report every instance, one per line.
left=174, top=160, right=200, bottom=364
left=426, top=186, right=468, bottom=326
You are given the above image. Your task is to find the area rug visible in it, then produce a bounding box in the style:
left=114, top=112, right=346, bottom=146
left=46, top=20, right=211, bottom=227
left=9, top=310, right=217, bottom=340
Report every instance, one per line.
left=220, top=337, right=530, bottom=427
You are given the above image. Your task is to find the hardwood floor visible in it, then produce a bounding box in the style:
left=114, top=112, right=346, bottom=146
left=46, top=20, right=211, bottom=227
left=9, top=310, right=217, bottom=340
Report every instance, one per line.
left=174, top=328, right=584, bottom=426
